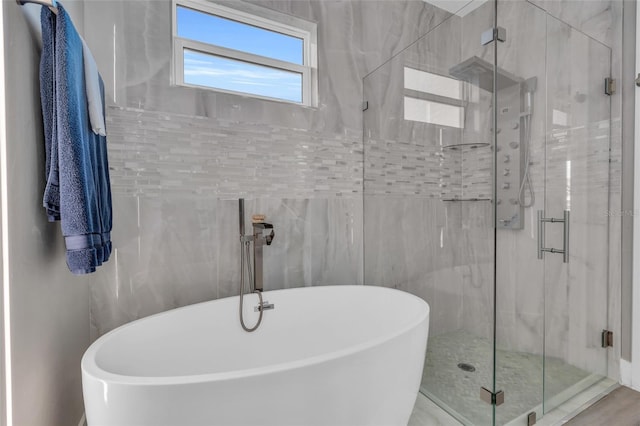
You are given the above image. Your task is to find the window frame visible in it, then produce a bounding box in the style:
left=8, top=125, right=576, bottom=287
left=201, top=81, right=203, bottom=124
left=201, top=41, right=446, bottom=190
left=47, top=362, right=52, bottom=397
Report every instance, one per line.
left=172, top=0, right=317, bottom=106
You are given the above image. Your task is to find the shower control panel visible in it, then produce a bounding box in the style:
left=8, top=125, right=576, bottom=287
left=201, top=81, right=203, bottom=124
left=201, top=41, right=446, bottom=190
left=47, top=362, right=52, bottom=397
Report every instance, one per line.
left=496, top=83, right=525, bottom=230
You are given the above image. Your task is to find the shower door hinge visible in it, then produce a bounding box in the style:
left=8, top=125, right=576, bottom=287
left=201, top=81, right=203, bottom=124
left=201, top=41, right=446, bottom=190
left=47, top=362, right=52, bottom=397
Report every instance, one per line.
left=480, top=387, right=504, bottom=406
left=605, top=78, right=616, bottom=95
left=602, top=329, right=613, bottom=347
left=481, top=26, right=506, bottom=46
left=527, top=412, right=537, bottom=426
left=362, top=101, right=369, bottom=111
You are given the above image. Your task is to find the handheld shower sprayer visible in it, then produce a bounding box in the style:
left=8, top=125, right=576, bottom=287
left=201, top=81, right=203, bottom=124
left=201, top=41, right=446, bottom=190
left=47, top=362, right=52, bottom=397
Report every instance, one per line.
left=523, top=77, right=537, bottom=115
left=518, top=77, right=538, bottom=208
left=237, top=199, right=275, bottom=332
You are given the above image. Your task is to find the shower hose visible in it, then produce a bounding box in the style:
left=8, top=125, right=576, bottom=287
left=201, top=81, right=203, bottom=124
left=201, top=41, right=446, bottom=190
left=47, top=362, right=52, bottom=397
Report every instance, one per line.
left=518, top=112, right=535, bottom=208
left=239, top=238, right=263, bottom=332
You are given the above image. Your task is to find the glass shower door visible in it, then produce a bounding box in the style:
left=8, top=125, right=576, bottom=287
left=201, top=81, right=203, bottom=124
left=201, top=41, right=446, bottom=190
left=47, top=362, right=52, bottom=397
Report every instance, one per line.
left=542, top=14, right=610, bottom=415
left=362, top=0, right=612, bottom=423
left=493, top=2, right=611, bottom=424
left=492, top=2, right=547, bottom=424
left=362, top=0, right=497, bottom=424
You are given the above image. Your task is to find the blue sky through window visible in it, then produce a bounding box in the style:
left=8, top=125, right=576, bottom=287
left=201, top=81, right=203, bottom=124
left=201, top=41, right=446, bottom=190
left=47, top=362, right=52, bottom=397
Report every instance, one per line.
left=177, top=6, right=304, bottom=65
left=183, top=50, right=302, bottom=103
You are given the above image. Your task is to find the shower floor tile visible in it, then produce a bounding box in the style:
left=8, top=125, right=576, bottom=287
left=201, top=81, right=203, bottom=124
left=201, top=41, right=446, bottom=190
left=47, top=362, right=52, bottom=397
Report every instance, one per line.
left=421, top=330, right=593, bottom=425
left=409, top=392, right=462, bottom=426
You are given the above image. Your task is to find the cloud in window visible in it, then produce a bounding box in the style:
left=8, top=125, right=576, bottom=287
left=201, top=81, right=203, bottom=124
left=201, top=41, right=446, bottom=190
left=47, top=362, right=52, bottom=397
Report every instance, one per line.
left=183, top=50, right=302, bottom=102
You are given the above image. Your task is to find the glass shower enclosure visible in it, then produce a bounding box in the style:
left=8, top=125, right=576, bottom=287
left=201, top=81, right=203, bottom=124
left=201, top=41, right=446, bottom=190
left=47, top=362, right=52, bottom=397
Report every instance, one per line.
left=363, top=0, right=611, bottom=424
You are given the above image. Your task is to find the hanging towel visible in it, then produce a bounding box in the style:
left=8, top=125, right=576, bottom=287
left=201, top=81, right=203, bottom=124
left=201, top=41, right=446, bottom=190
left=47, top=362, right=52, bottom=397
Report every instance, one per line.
left=40, top=7, right=60, bottom=222
left=40, top=4, right=112, bottom=274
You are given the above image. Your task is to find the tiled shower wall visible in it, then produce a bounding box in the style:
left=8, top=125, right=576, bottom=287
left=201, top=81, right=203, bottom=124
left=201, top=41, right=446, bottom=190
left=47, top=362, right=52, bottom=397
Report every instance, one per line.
left=83, top=0, right=455, bottom=337
left=363, top=2, right=497, bottom=341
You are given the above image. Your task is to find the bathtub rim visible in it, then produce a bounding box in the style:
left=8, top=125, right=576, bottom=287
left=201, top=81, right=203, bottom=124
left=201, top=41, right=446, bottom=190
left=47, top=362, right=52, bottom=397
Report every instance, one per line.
left=82, top=285, right=429, bottom=386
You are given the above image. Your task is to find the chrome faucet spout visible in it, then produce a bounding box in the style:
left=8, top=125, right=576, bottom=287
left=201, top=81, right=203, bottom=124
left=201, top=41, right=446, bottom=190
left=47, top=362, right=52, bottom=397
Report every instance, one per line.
left=253, top=222, right=274, bottom=245
left=252, top=221, right=274, bottom=292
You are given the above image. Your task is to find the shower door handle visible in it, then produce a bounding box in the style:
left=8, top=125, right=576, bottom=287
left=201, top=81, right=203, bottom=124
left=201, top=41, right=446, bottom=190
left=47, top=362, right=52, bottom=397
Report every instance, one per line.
left=537, top=210, right=569, bottom=263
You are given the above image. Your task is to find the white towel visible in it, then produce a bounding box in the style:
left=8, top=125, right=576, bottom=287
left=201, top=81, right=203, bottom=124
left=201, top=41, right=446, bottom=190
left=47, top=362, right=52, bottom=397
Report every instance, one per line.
left=81, top=39, right=106, bottom=136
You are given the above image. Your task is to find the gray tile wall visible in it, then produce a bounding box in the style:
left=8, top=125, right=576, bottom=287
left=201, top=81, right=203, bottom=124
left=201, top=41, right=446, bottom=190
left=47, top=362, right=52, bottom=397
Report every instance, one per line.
left=84, top=0, right=624, bottom=388
left=106, top=106, right=363, bottom=198
left=363, top=1, right=497, bottom=344
left=84, top=0, right=454, bottom=338
left=90, top=196, right=363, bottom=336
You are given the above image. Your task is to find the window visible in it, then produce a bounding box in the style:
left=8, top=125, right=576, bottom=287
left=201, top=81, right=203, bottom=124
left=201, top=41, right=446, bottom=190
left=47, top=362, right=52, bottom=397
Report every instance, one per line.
left=173, top=0, right=317, bottom=106
left=403, top=67, right=465, bottom=128
left=404, top=67, right=462, bottom=100
left=404, top=97, right=464, bottom=128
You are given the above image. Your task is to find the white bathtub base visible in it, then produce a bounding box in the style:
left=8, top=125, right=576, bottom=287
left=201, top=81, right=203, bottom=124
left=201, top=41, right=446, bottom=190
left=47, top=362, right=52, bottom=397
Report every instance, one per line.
left=82, top=286, right=429, bottom=426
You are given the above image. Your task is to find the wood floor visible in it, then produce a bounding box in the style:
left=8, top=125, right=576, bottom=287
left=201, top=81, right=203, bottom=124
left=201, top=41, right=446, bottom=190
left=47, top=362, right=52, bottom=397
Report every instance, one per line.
left=566, top=386, right=640, bottom=426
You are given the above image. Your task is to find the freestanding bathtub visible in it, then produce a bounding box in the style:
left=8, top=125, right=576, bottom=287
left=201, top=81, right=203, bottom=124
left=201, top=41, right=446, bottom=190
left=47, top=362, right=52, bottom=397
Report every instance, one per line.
left=81, top=285, right=430, bottom=426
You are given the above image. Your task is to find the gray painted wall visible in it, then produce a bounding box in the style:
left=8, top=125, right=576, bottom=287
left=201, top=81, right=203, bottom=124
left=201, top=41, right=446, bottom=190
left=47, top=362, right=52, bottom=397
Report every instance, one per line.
left=2, top=1, right=91, bottom=425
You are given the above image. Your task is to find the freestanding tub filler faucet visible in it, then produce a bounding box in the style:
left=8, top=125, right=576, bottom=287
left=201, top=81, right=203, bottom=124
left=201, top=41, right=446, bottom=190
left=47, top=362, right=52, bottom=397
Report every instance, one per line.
left=238, top=199, right=275, bottom=332
left=252, top=218, right=274, bottom=292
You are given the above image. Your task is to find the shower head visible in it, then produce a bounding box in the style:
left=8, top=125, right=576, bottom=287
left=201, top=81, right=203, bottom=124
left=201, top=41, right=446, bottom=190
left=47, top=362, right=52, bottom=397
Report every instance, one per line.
left=449, top=56, right=522, bottom=92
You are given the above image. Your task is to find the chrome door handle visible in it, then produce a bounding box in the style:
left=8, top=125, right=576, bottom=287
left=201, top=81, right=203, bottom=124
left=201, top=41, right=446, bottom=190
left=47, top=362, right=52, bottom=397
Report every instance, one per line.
left=537, top=210, right=569, bottom=263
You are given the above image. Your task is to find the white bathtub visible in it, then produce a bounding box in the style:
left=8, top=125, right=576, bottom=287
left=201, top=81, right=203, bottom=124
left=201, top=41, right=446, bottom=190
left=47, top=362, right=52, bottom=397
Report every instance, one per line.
left=81, top=285, right=430, bottom=426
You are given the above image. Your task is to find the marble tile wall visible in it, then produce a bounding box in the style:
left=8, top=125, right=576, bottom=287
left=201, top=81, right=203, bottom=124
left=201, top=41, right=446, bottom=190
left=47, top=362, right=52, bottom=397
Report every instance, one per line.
left=363, top=1, right=497, bottom=343
left=83, top=0, right=624, bottom=393
left=528, top=0, right=619, bottom=47
left=105, top=106, right=363, bottom=198
left=90, top=196, right=363, bottom=336
left=84, top=0, right=456, bottom=338
left=84, top=0, right=454, bottom=134
left=492, top=1, right=546, bottom=364
left=364, top=197, right=495, bottom=339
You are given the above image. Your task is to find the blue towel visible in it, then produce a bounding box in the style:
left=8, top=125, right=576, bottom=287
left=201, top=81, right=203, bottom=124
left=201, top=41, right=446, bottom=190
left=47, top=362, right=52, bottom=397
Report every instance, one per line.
left=40, top=4, right=112, bottom=274
left=40, top=8, right=60, bottom=221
